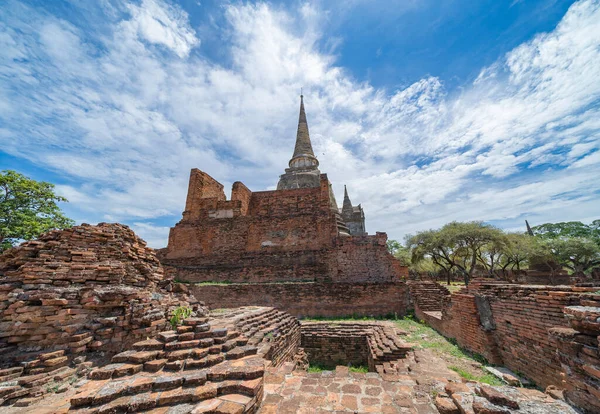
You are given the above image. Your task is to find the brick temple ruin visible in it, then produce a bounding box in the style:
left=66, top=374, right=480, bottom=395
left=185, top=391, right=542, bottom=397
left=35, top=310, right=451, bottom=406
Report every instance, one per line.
left=0, top=222, right=597, bottom=413
left=161, top=96, right=408, bottom=317
left=0, top=98, right=598, bottom=413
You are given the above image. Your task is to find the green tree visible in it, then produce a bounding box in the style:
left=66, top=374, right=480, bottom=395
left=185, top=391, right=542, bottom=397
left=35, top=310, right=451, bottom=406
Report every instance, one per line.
left=386, top=239, right=402, bottom=255
left=393, top=245, right=412, bottom=267
left=407, top=229, right=456, bottom=285
left=531, top=220, right=600, bottom=246
left=407, top=221, right=505, bottom=285
left=499, top=233, right=542, bottom=273
left=543, top=237, right=600, bottom=275
left=477, top=235, right=508, bottom=276
left=0, top=170, right=74, bottom=252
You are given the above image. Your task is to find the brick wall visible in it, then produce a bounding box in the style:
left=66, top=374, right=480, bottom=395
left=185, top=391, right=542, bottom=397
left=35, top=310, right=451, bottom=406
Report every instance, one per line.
left=301, top=332, right=369, bottom=368
left=164, top=170, right=406, bottom=285
left=550, top=303, right=600, bottom=413
left=184, top=169, right=226, bottom=221
left=190, top=282, right=409, bottom=318
left=419, top=281, right=599, bottom=390
left=231, top=181, right=252, bottom=216
left=300, top=322, right=412, bottom=372
left=334, top=234, right=407, bottom=283
left=0, top=223, right=199, bottom=359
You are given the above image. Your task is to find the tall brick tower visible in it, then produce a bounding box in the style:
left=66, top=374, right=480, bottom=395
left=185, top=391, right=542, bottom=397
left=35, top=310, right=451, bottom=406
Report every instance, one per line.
left=277, top=95, right=322, bottom=190
left=341, top=185, right=366, bottom=235
left=163, top=96, right=409, bottom=317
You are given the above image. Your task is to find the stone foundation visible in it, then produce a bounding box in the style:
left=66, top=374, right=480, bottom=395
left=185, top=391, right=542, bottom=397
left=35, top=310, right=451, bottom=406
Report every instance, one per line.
left=300, top=322, right=412, bottom=372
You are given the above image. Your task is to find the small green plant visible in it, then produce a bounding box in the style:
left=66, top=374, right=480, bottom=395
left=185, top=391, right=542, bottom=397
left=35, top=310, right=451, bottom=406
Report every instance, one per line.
left=348, top=365, right=369, bottom=373
left=448, top=366, right=503, bottom=386
left=307, top=362, right=330, bottom=373
left=170, top=306, right=192, bottom=330
left=307, top=362, right=369, bottom=373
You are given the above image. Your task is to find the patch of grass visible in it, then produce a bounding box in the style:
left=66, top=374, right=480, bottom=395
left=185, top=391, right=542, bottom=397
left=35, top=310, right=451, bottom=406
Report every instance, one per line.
left=448, top=366, right=503, bottom=386
left=189, top=280, right=232, bottom=286
left=348, top=365, right=369, bottom=373
left=302, top=313, right=400, bottom=322
left=394, top=315, right=489, bottom=365
left=307, top=362, right=369, bottom=373
left=307, top=362, right=330, bottom=373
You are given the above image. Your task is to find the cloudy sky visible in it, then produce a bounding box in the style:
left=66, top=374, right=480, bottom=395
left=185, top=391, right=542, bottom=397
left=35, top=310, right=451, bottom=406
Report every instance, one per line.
left=1, top=0, right=599, bottom=247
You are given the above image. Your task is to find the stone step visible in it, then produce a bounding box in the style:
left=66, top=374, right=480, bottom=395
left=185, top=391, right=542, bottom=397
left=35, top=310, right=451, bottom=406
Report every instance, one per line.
left=73, top=358, right=264, bottom=410
left=116, top=341, right=257, bottom=375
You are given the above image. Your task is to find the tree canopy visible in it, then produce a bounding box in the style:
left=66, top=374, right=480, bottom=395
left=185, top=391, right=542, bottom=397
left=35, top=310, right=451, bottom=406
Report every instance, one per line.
left=531, top=221, right=600, bottom=246
left=0, top=170, right=74, bottom=252
left=543, top=237, right=600, bottom=274
left=406, top=221, right=505, bottom=284
left=405, top=219, right=600, bottom=283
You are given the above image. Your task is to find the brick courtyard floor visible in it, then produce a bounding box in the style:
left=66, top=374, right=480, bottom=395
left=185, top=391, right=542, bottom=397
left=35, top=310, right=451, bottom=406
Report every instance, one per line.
left=259, top=349, right=579, bottom=414
left=258, top=349, right=460, bottom=414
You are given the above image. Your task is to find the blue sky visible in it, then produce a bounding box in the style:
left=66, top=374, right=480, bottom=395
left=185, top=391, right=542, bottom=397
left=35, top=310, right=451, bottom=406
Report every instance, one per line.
left=1, top=0, right=599, bottom=247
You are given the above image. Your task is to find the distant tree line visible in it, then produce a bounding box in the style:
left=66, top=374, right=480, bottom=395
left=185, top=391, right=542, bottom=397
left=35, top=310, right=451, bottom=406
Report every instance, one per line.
left=387, top=220, right=600, bottom=285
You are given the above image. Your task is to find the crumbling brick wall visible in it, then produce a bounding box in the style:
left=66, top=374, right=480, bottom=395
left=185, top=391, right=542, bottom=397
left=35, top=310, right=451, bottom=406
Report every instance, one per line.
left=438, top=293, right=502, bottom=364
left=420, top=281, right=599, bottom=393
left=300, top=322, right=412, bottom=372
left=481, top=285, right=584, bottom=388
left=550, top=303, right=600, bottom=414
left=0, top=223, right=198, bottom=361
left=164, top=170, right=406, bottom=286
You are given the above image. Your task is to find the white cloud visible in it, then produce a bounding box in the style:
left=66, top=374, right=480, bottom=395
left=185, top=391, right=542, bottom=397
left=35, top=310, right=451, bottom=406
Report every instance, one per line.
left=1, top=0, right=599, bottom=247
left=124, top=0, right=199, bottom=58
left=131, top=222, right=171, bottom=247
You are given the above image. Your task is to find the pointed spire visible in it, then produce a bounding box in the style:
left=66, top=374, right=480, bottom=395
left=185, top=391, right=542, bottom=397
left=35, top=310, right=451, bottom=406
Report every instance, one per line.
left=342, top=185, right=353, bottom=213
left=277, top=94, right=321, bottom=190
left=525, top=220, right=534, bottom=236
left=290, top=95, right=318, bottom=165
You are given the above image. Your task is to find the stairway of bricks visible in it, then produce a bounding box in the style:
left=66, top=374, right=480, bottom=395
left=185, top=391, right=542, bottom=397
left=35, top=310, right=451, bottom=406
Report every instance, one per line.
left=367, top=324, right=413, bottom=365
left=408, top=281, right=450, bottom=312
left=2, top=307, right=299, bottom=414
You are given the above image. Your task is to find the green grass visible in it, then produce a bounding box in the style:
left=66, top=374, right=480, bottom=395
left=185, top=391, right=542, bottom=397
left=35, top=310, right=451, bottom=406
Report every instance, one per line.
left=448, top=366, right=503, bottom=386
left=307, top=362, right=369, bottom=373
left=302, top=314, right=512, bottom=387
left=307, top=362, right=330, bottom=373
left=348, top=365, right=369, bottom=373
left=394, top=315, right=488, bottom=365
left=185, top=280, right=232, bottom=286
left=301, top=313, right=400, bottom=322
